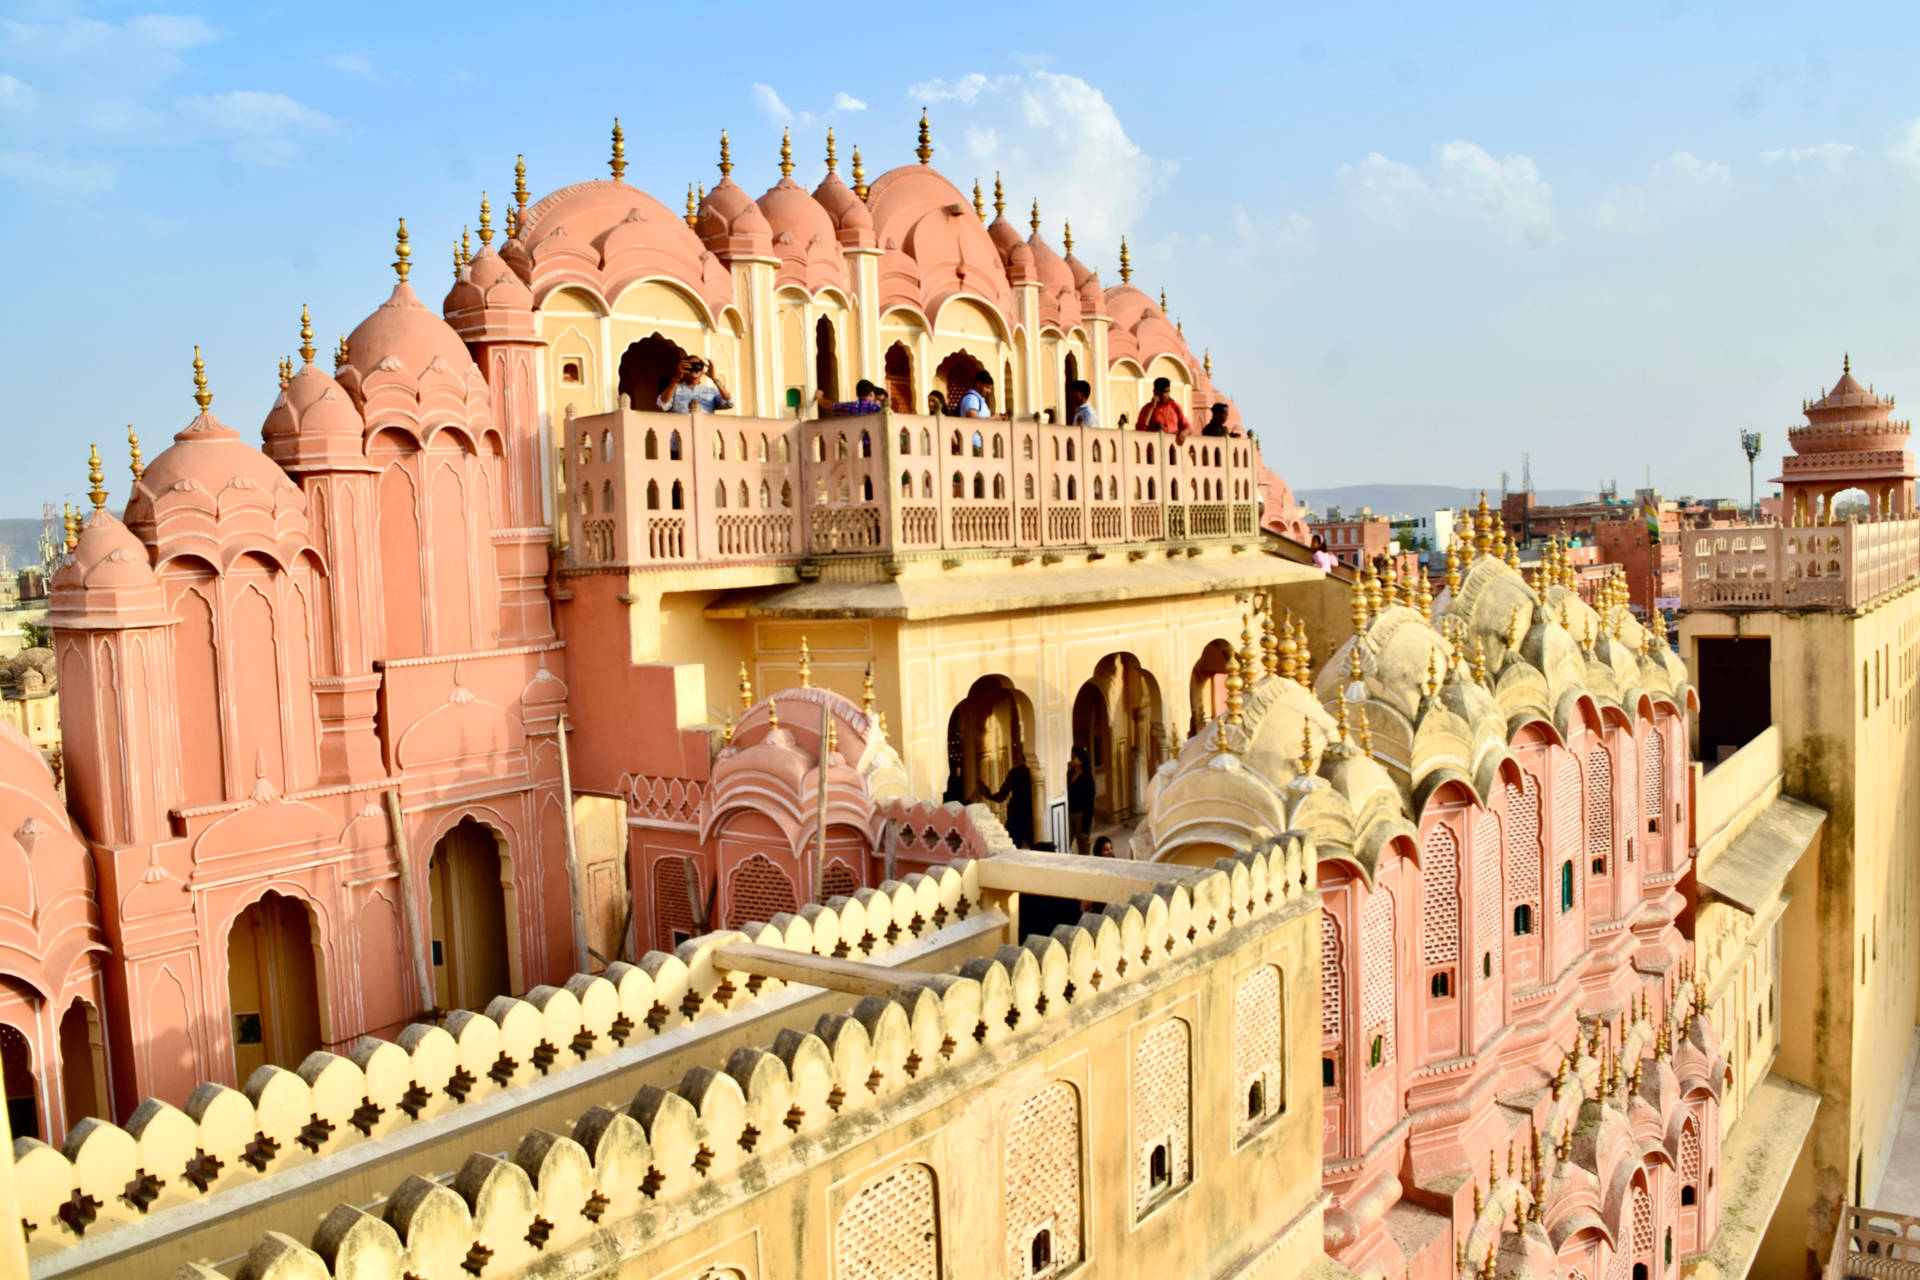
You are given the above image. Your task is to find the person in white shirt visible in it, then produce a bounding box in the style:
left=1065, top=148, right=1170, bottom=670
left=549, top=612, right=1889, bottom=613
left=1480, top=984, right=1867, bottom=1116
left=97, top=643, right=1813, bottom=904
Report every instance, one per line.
left=1066, top=379, right=1097, bottom=428
left=658, top=356, right=733, bottom=414
left=958, top=370, right=995, bottom=419
left=1310, top=534, right=1338, bottom=572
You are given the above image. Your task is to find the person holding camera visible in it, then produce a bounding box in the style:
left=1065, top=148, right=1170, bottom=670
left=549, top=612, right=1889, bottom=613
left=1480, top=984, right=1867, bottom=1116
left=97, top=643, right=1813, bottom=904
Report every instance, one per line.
left=658, top=355, right=733, bottom=414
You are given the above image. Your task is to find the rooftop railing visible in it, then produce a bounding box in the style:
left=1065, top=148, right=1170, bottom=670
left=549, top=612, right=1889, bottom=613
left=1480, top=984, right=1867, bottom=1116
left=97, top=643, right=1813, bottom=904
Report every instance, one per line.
left=1682, top=518, right=1918, bottom=611
left=560, top=407, right=1262, bottom=569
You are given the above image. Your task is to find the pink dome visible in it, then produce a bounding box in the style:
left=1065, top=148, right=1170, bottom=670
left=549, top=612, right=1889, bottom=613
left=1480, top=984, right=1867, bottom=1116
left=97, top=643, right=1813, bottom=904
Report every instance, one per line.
left=1027, top=232, right=1080, bottom=330
left=867, top=164, right=1014, bottom=318
left=757, top=177, right=848, bottom=295
left=0, top=708, right=101, bottom=1002
left=1105, top=284, right=1194, bottom=371
left=124, top=409, right=311, bottom=571
left=1792, top=358, right=1909, bottom=454
left=443, top=244, right=536, bottom=341
left=987, top=213, right=1025, bottom=258
left=697, top=178, right=774, bottom=261
left=49, top=509, right=166, bottom=625
left=263, top=361, right=365, bottom=471
left=344, top=281, right=475, bottom=382
left=811, top=172, right=875, bottom=248
left=517, top=179, right=735, bottom=319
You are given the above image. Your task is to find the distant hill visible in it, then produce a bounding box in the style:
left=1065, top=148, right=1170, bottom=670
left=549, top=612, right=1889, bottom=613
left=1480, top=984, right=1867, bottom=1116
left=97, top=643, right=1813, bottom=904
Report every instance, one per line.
left=1296, top=484, right=1595, bottom=519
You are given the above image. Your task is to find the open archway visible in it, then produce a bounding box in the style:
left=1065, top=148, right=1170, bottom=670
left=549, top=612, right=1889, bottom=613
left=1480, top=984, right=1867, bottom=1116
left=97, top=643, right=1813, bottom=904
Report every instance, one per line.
left=57, top=999, right=107, bottom=1132
left=227, top=891, right=323, bottom=1078
left=1189, top=640, right=1236, bottom=735
left=946, top=675, right=1037, bottom=848
left=935, top=350, right=986, bottom=412
left=0, top=1019, right=37, bottom=1140
left=618, top=333, right=688, bottom=412
left=884, top=341, right=914, bottom=412
left=814, top=316, right=839, bottom=401
left=428, top=819, right=512, bottom=1012
left=1076, top=654, right=1164, bottom=827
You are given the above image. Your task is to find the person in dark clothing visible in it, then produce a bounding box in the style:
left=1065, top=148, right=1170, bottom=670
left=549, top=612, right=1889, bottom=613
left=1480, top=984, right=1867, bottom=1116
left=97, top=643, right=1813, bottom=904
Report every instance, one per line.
left=988, top=747, right=1035, bottom=848
left=1066, top=750, right=1096, bottom=854
left=942, top=761, right=966, bottom=806
left=1092, top=835, right=1115, bottom=858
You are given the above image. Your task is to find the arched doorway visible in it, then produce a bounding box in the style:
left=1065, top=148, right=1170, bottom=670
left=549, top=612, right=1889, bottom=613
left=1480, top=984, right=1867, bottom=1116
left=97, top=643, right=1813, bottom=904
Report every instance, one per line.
left=1190, top=640, right=1235, bottom=734
left=428, top=819, right=512, bottom=1012
left=885, top=342, right=914, bottom=412
left=1077, top=654, right=1163, bottom=825
left=1831, top=486, right=1871, bottom=522
left=226, top=891, right=323, bottom=1078
left=935, top=350, right=986, bottom=411
left=0, top=1021, right=36, bottom=1140
left=618, top=334, right=688, bottom=412
left=57, top=1000, right=107, bottom=1131
left=946, top=675, right=1036, bottom=847
left=814, top=316, right=839, bottom=401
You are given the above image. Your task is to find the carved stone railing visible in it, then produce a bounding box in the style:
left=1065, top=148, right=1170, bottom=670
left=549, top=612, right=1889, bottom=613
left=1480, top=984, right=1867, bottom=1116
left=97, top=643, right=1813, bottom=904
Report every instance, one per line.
left=561, top=407, right=1264, bottom=568
left=1683, top=518, right=1919, bottom=611
left=1826, top=1204, right=1920, bottom=1280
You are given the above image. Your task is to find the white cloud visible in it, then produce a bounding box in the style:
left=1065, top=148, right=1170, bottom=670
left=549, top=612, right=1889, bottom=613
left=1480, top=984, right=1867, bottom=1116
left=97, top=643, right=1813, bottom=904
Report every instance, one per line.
left=1, top=11, right=216, bottom=83
left=0, top=75, right=31, bottom=111
left=0, top=149, right=113, bottom=197
left=750, top=82, right=791, bottom=126
left=176, top=91, right=338, bottom=165
left=1889, top=120, right=1920, bottom=168
left=1656, top=150, right=1731, bottom=187
left=832, top=92, right=867, bottom=112
left=902, top=70, right=1173, bottom=265
left=1339, top=141, right=1556, bottom=246
left=1592, top=150, right=1731, bottom=235
left=324, top=53, right=380, bottom=82
left=1762, top=142, right=1853, bottom=167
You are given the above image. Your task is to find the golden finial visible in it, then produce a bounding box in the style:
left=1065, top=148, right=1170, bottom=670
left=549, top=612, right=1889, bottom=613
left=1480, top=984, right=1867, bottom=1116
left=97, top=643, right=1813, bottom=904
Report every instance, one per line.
left=1444, top=534, right=1461, bottom=595
left=798, top=636, right=811, bottom=688
left=1277, top=609, right=1297, bottom=681
left=278, top=356, right=291, bottom=389
left=86, top=443, right=106, bottom=511
left=1507, top=1143, right=1516, bottom=1179
left=915, top=108, right=932, bottom=164
left=718, top=129, right=733, bottom=179
left=779, top=127, right=794, bottom=178
left=698, top=180, right=706, bottom=206
left=1844, top=352, right=1851, bottom=375
left=1472, top=1177, right=1484, bottom=1217
left=1239, top=613, right=1260, bottom=691
left=1424, top=648, right=1441, bottom=698
left=825, top=128, right=837, bottom=175
left=722, top=708, right=734, bottom=746
left=459, top=225, right=471, bottom=267
left=1471, top=491, right=1491, bottom=559
left=1159, top=286, right=1168, bottom=312
left=1203, top=348, right=1212, bottom=376
left=1363, top=557, right=1383, bottom=619
left=610, top=118, right=627, bottom=180
left=334, top=334, right=348, bottom=372
left=127, top=424, right=142, bottom=483
left=1415, top=564, right=1433, bottom=618
left=513, top=154, right=529, bottom=209
left=1334, top=693, right=1351, bottom=743
left=1552, top=1054, right=1567, bottom=1098
left=1298, top=716, right=1315, bottom=775
left=1062, top=220, right=1074, bottom=254
left=1176, top=317, right=1184, bottom=336
left=738, top=661, right=753, bottom=710
left=767, top=699, right=780, bottom=731
left=476, top=190, right=494, bottom=247
left=1118, top=237, right=1132, bottom=283
left=504, top=205, right=518, bottom=239
left=1472, top=636, right=1488, bottom=685
left=862, top=662, right=875, bottom=717
left=827, top=718, right=838, bottom=754
left=1504, top=536, right=1520, bottom=570
left=1482, top=1241, right=1497, bottom=1280
left=851, top=145, right=867, bottom=200
left=972, top=179, right=985, bottom=220
left=392, top=217, right=411, bottom=282
left=993, top=172, right=1005, bottom=219
left=685, top=183, right=699, bottom=229
left=1030, top=197, right=1041, bottom=236
left=1294, top=616, right=1312, bottom=681
left=298, top=302, right=316, bottom=366
left=192, top=344, right=212, bottom=412
left=876, top=710, right=888, bottom=740
left=62, top=503, right=77, bottom=554
left=1490, top=1148, right=1500, bottom=1188
left=1350, top=573, right=1368, bottom=635
left=1356, top=704, right=1374, bottom=758
left=1223, top=657, right=1244, bottom=732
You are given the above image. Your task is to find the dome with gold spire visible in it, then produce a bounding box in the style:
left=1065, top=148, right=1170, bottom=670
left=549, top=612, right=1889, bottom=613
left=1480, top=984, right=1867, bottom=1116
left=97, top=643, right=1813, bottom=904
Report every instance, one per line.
left=757, top=130, right=849, bottom=296
left=263, top=305, right=366, bottom=471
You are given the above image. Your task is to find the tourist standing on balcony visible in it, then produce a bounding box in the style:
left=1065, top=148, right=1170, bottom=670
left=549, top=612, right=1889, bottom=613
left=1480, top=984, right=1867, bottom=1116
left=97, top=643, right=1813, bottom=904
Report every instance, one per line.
left=959, top=370, right=995, bottom=419
left=1136, top=377, right=1190, bottom=442
left=1067, top=379, right=1097, bottom=429
left=658, top=356, right=732, bottom=413
left=1311, top=534, right=1338, bottom=572
left=1067, top=750, right=1096, bottom=854
left=815, top=379, right=885, bottom=417
left=1200, top=402, right=1239, bottom=438
left=987, top=747, right=1036, bottom=848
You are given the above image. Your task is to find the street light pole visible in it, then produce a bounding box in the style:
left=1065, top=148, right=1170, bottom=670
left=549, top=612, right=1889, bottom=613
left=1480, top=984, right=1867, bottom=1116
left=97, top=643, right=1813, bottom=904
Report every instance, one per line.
left=1739, top=430, right=1764, bottom=522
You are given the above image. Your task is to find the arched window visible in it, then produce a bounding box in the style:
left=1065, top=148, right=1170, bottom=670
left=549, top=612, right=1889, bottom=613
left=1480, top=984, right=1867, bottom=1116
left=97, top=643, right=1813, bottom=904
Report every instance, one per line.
left=1052, top=476, right=1061, bottom=500
left=835, top=433, right=849, bottom=460
left=1246, top=1081, right=1263, bottom=1120
left=1149, top=1143, right=1170, bottom=1187
left=812, top=435, right=825, bottom=463
left=646, top=479, right=660, bottom=510
left=1513, top=904, right=1533, bottom=935
left=1093, top=476, right=1104, bottom=501
left=1681, top=1184, right=1696, bottom=1206
left=1052, top=438, right=1061, bottom=461
left=759, top=480, right=771, bottom=508
left=737, top=480, right=749, bottom=508
left=901, top=472, right=913, bottom=498
left=668, top=430, right=682, bottom=461
left=972, top=473, right=985, bottom=499
left=1091, top=440, right=1103, bottom=464
left=582, top=486, right=593, bottom=515
left=1147, top=478, right=1156, bottom=500
left=780, top=480, right=792, bottom=508
left=1171, top=479, right=1180, bottom=500
left=1024, top=475, right=1035, bottom=500
left=1134, top=477, right=1143, bottom=500
left=714, top=480, right=727, bottom=509
left=971, top=431, right=984, bottom=458
left=602, top=480, right=614, bottom=512
left=920, top=428, right=931, bottom=455
left=736, top=431, right=747, bottom=460
left=578, top=431, right=590, bottom=465
left=1560, top=861, right=1574, bottom=911
left=952, top=471, right=965, bottom=498
left=992, top=433, right=1004, bottom=459
left=921, top=472, right=932, bottom=499
left=671, top=480, right=684, bottom=510
left=1031, top=1230, right=1052, bottom=1273
left=1066, top=438, right=1076, bottom=462
left=1066, top=476, right=1077, bottom=500
left=1022, top=436, right=1034, bottom=460
left=951, top=430, right=963, bottom=456
left=714, top=433, right=726, bottom=460
left=643, top=429, right=658, bottom=460
left=992, top=474, right=1005, bottom=499
left=1369, top=1035, right=1383, bottom=1068
left=778, top=436, right=791, bottom=463
left=838, top=478, right=851, bottom=503
left=757, top=434, right=769, bottom=462
left=899, top=428, right=912, bottom=455
left=862, top=476, right=874, bottom=502
left=1430, top=971, right=1450, bottom=997
left=1146, top=441, right=1155, bottom=463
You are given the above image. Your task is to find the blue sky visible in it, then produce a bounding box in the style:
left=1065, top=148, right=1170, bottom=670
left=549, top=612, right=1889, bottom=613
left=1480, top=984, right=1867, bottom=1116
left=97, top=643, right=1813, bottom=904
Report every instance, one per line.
left=5, top=0, right=1920, bottom=522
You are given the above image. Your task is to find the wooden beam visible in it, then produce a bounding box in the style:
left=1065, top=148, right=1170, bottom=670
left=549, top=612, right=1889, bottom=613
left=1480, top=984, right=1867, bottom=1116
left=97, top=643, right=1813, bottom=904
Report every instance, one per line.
left=713, top=943, right=924, bottom=999
left=972, top=848, right=1216, bottom=904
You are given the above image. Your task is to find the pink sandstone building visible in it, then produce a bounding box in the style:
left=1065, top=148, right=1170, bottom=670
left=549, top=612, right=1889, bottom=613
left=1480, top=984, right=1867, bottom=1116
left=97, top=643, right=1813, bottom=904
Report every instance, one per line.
left=0, top=117, right=1872, bottom=1280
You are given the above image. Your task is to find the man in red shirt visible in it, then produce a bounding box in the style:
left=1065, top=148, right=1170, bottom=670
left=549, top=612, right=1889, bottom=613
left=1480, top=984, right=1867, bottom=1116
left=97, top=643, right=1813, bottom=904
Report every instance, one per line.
left=1136, top=376, right=1190, bottom=441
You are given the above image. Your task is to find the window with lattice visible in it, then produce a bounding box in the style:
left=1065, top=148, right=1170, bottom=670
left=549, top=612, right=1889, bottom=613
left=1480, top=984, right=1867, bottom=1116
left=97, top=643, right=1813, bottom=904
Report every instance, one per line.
left=1233, top=967, right=1285, bottom=1144
left=1555, top=755, right=1582, bottom=916
left=1320, top=910, right=1342, bottom=1044
left=1585, top=747, right=1613, bottom=875
left=1507, top=775, right=1542, bottom=930
left=1133, top=1019, right=1191, bottom=1215
left=1004, top=1082, right=1081, bottom=1277
left=1680, top=1118, right=1700, bottom=1204
left=726, top=853, right=799, bottom=929
left=1472, top=813, right=1501, bottom=989
left=834, top=1161, right=940, bottom=1280
left=1421, top=825, right=1459, bottom=995
left=1631, top=1182, right=1654, bottom=1256
left=1644, top=726, right=1664, bottom=835
left=1360, top=889, right=1395, bottom=1068
left=654, top=854, right=700, bottom=949
left=822, top=859, right=861, bottom=901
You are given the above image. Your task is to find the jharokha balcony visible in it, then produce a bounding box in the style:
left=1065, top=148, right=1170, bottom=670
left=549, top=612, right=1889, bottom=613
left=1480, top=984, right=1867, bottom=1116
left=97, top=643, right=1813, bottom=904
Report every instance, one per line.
left=560, top=405, right=1264, bottom=568
left=1683, top=517, right=1920, bottom=611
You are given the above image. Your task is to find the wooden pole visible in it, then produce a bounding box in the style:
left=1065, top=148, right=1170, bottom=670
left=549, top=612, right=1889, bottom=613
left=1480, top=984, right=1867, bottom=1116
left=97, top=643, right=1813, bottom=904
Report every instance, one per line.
left=383, top=789, right=435, bottom=1014
left=555, top=712, right=590, bottom=974
left=815, top=701, right=831, bottom=904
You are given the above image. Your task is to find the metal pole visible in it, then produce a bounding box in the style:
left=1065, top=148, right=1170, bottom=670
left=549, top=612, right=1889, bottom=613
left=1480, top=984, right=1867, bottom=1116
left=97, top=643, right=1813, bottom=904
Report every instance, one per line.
left=555, top=712, right=590, bottom=974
